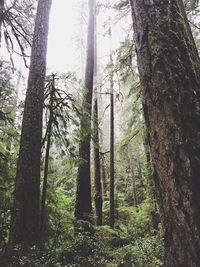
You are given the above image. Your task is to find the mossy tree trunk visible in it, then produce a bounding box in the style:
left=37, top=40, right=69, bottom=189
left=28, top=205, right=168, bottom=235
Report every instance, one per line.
left=75, top=0, right=95, bottom=221
left=10, top=0, right=52, bottom=248
left=130, top=0, right=200, bottom=266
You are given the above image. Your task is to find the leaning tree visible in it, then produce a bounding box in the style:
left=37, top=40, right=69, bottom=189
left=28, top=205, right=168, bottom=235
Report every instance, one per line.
left=130, top=0, right=200, bottom=266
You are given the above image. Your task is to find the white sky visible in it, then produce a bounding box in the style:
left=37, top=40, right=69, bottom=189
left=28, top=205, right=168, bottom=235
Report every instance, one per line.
left=47, top=0, right=81, bottom=73
left=47, top=0, right=131, bottom=77
left=1, top=0, right=131, bottom=79
left=1, top=0, right=131, bottom=104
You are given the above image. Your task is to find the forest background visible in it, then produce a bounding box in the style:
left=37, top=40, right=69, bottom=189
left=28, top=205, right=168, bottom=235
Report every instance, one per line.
left=0, top=0, right=200, bottom=266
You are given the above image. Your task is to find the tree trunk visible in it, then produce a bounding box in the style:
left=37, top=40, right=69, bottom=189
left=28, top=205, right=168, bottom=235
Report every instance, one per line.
left=100, top=153, right=107, bottom=197
left=99, top=86, right=108, bottom=196
left=93, top=4, right=103, bottom=226
left=10, top=0, right=52, bottom=248
left=40, top=74, right=54, bottom=244
left=94, top=96, right=103, bottom=226
left=144, top=136, right=158, bottom=210
left=109, top=38, right=115, bottom=229
left=130, top=0, right=200, bottom=266
left=75, top=0, right=95, bottom=221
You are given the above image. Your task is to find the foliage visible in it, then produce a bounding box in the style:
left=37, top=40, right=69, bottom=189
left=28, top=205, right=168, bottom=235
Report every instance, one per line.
left=42, top=73, right=80, bottom=157
left=6, top=202, right=163, bottom=266
left=3, top=0, right=200, bottom=266
left=1, top=0, right=36, bottom=67
left=0, top=61, right=19, bottom=255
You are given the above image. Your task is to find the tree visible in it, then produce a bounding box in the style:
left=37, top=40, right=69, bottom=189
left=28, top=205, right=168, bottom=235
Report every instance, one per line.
left=9, top=0, right=52, bottom=248
left=75, top=0, right=95, bottom=221
left=130, top=0, right=200, bottom=266
left=0, top=0, right=34, bottom=66
left=40, top=73, right=79, bottom=243
left=40, top=74, right=55, bottom=245
left=109, top=23, right=115, bottom=229
left=93, top=4, right=103, bottom=226
left=0, top=60, right=18, bottom=254
left=93, top=93, right=103, bottom=226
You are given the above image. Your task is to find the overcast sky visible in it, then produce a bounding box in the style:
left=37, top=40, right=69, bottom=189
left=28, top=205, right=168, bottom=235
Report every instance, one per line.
left=47, top=0, right=80, bottom=73
left=47, top=0, right=131, bottom=77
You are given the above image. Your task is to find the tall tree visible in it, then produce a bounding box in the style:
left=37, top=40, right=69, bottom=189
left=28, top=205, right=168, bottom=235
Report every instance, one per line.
left=9, top=0, right=52, bottom=247
left=93, top=3, right=103, bottom=226
left=75, top=0, right=95, bottom=221
left=130, top=0, right=200, bottom=266
left=99, top=87, right=108, bottom=196
left=109, top=25, right=115, bottom=229
left=94, top=93, right=103, bottom=226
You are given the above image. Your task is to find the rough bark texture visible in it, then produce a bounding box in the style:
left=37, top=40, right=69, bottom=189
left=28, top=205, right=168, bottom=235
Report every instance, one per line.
left=10, top=0, right=52, bottom=247
left=144, top=137, right=157, bottom=208
left=75, top=0, right=95, bottom=221
left=130, top=0, right=200, bottom=266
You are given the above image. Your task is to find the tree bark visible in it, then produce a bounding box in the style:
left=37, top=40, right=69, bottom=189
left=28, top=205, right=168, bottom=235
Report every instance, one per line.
left=130, top=0, right=200, bottom=266
left=75, top=0, right=95, bottom=221
left=10, top=0, right=52, bottom=248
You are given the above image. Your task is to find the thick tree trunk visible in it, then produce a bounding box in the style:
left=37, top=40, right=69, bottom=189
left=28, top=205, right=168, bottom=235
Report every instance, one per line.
left=144, top=136, right=158, bottom=210
left=75, top=0, right=95, bottom=221
left=130, top=0, right=200, bottom=266
left=40, top=75, right=54, bottom=244
left=10, top=0, right=52, bottom=248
